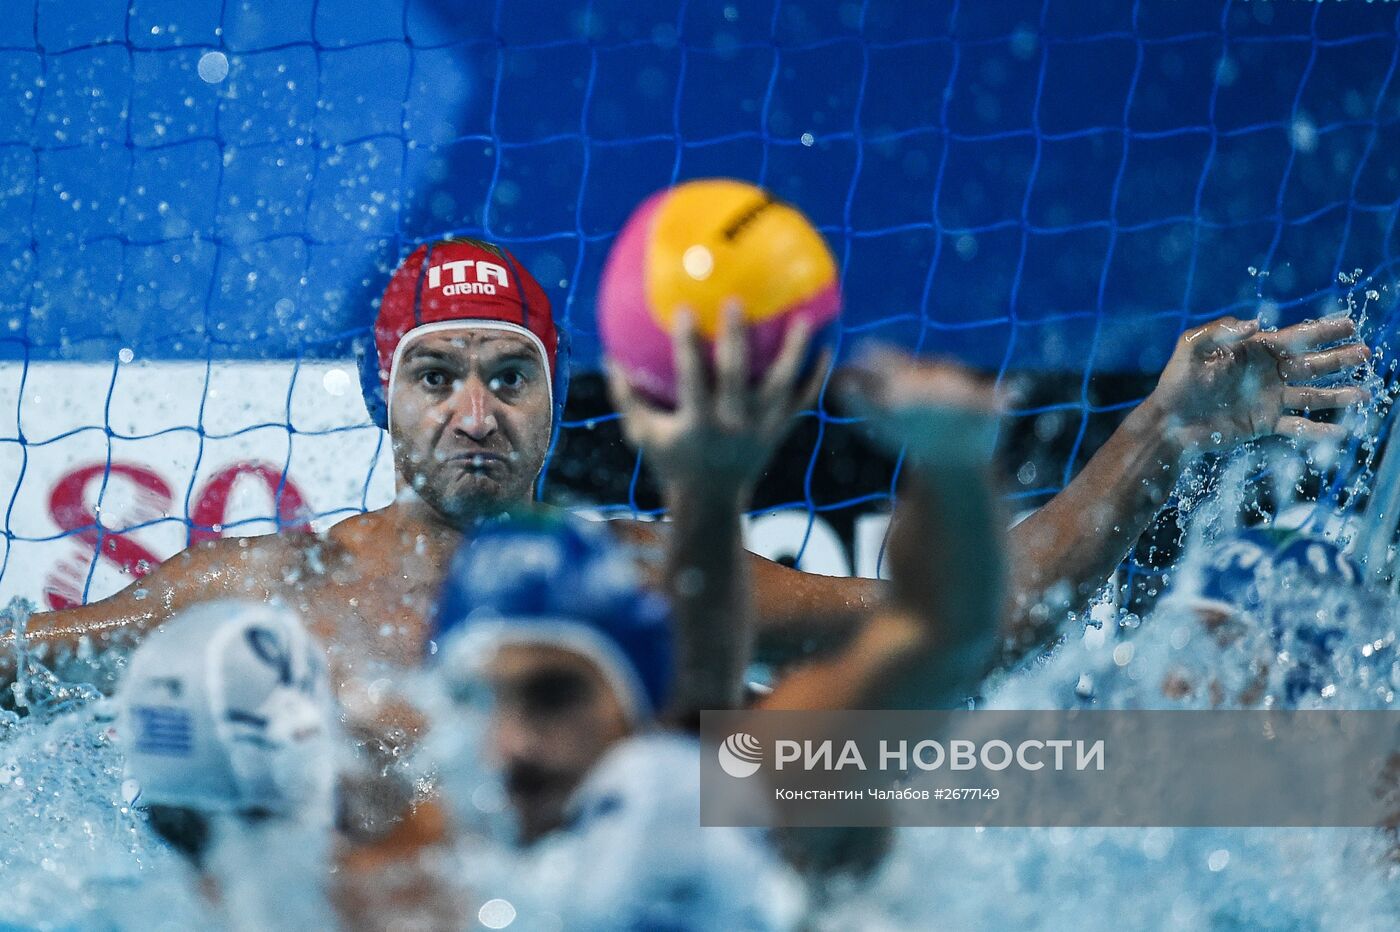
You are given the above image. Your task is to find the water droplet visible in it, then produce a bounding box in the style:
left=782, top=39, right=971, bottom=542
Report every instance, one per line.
left=473, top=781, right=505, bottom=814
left=323, top=368, right=351, bottom=397
left=479, top=898, right=517, bottom=929
left=197, top=51, right=229, bottom=84
left=1141, top=828, right=1173, bottom=860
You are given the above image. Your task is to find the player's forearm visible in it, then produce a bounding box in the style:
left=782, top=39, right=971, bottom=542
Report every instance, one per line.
left=759, top=606, right=989, bottom=712
left=890, top=467, right=1004, bottom=650
left=1005, top=395, right=1186, bottom=656
left=1, top=537, right=269, bottom=691
left=0, top=600, right=160, bottom=691
left=860, top=465, right=1003, bottom=707
left=750, top=560, right=882, bottom=658
left=760, top=469, right=1004, bottom=712
left=663, top=482, right=754, bottom=718
left=757, top=610, right=917, bottom=710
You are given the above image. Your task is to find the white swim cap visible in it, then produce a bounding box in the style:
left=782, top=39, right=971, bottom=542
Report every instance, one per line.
left=114, top=599, right=336, bottom=822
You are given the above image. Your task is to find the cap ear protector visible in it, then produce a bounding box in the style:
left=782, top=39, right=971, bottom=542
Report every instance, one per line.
left=224, top=683, right=336, bottom=825
left=537, top=323, right=571, bottom=497
left=355, top=329, right=389, bottom=430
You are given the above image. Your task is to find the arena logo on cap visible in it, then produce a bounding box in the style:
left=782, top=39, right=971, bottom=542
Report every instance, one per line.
left=427, top=259, right=511, bottom=297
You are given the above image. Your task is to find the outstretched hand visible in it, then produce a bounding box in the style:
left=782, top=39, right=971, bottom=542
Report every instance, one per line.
left=607, top=305, right=822, bottom=499
left=838, top=345, right=1003, bottom=469
left=1148, top=315, right=1370, bottom=452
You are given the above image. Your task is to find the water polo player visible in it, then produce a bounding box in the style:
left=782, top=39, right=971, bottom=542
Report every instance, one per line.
left=5, top=236, right=1371, bottom=691
left=418, top=341, right=1006, bottom=914
left=112, top=598, right=338, bottom=929
left=6, top=236, right=844, bottom=688
left=424, top=514, right=803, bottom=930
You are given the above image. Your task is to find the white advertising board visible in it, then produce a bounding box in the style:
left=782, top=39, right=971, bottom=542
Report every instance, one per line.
left=0, top=360, right=396, bottom=609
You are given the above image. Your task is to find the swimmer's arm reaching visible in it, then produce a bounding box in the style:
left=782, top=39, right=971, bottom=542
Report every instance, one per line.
left=1004, top=314, right=1369, bottom=658
left=752, top=353, right=1005, bottom=881
left=607, top=306, right=820, bottom=721
left=744, top=315, right=1370, bottom=669
left=0, top=535, right=283, bottom=685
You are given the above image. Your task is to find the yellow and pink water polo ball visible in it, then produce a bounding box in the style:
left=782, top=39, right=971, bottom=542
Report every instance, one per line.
left=598, top=178, right=841, bottom=406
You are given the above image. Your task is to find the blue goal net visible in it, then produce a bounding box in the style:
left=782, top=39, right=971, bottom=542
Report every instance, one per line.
left=2, top=0, right=1399, bottom=609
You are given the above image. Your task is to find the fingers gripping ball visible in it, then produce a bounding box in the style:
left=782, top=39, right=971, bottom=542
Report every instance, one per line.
left=598, top=179, right=841, bottom=406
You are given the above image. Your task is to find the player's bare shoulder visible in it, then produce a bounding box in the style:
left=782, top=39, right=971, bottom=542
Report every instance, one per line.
left=318, top=509, right=401, bottom=571
left=155, top=528, right=311, bottom=604
left=262, top=513, right=398, bottom=606
left=603, top=515, right=667, bottom=547
left=582, top=516, right=666, bottom=579
left=135, top=520, right=361, bottom=610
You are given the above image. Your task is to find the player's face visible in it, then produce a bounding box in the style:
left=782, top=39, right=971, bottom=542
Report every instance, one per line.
left=389, top=331, right=552, bottom=525
left=484, top=644, right=632, bottom=844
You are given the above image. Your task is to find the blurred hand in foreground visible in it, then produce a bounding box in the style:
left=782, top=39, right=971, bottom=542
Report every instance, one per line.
left=837, top=344, right=1004, bottom=469
left=607, top=307, right=825, bottom=716
left=607, top=305, right=822, bottom=500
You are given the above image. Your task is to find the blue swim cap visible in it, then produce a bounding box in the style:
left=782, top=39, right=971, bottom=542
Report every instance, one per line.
left=1197, top=528, right=1360, bottom=612
left=1194, top=528, right=1359, bottom=704
left=430, top=514, right=673, bottom=721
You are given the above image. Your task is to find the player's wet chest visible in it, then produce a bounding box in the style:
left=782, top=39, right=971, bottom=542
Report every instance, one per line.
left=280, top=562, right=436, bottom=668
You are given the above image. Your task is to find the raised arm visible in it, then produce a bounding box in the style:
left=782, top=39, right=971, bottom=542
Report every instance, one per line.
left=760, top=349, right=1005, bottom=711
left=744, top=314, right=1370, bottom=668
left=1005, top=314, right=1368, bottom=656
left=607, top=306, right=819, bottom=721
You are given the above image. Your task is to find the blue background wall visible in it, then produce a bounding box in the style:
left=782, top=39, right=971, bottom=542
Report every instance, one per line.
left=3, top=0, right=1400, bottom=377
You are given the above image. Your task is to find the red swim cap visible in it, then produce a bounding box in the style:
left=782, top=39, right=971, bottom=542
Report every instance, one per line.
left=373, top=238, right=560, bottom=404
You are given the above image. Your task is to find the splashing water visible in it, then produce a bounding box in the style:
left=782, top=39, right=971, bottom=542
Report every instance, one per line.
left=0, top=602, right=206, bottom=928
left=812, top=578, right=1399, bottom=931
left=3, top=317, right=1400, bottom=928
left=818, top=429, right=1400, bottom=929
